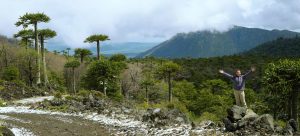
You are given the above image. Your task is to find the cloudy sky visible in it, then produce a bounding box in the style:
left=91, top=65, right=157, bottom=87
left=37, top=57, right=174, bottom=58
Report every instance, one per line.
left=1, top=0, right=300, bottom=48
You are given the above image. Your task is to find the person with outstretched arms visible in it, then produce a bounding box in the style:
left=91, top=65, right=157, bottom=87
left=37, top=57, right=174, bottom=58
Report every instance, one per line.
left=219, top=67, right=255, bottom=108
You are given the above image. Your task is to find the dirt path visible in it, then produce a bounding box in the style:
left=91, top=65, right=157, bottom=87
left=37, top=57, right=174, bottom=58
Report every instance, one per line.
left=0, top=113, right=111, bottom=136
left=0, top=96, right=198, bottom=136
left=0, top=96, right=114, bottom=136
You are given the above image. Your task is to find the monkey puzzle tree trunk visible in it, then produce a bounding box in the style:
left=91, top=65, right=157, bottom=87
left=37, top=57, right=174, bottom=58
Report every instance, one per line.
left=2, top=45, right=8, bottom=67
left=103, top=80, right=107, bottom=96
left=291, top=89, right=298, bottom=124
left=288, top=94, right=293, bottom=119
left=34, top=23, right=38, bottom=51
left=28, top=58, right=33, bottom=86
left=40, top=36, right=49, bottom=86
left=96, top=40, right=100, bottom=60
left=73, top=67, right=76, bottom=95
left=34, top=22, right=41, bottom=85
left=37, top=41, right=41, bottom=85
left=80, top=55, right=83, bottom=63
left=146, top=86, right=149, bottom=104
left=25, top=38, right=28, bottom=50
left=168, top=71, right=172, bottom=102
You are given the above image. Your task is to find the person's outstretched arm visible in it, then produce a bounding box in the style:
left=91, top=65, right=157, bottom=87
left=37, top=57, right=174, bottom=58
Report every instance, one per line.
left=244, top=67, right=255, bottom=78
left=219, top=69, right=233, bottom=78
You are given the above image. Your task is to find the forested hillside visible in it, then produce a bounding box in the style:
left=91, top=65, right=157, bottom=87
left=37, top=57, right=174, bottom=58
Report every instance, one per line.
left=137, top=26, right=299, bottom=58
left=0, top=34, right=67, bottom=93
left=244, top=36, right=300, bottom=57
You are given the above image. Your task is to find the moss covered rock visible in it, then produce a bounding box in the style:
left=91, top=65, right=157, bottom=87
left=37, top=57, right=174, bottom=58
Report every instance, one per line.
left=0, top=125, right=14, bottom=136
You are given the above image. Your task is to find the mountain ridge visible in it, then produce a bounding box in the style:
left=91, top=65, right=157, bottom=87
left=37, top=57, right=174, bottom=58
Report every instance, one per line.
left=137, top=26, right=299, bottom=58
left=243, top=36, right=300, bottom=57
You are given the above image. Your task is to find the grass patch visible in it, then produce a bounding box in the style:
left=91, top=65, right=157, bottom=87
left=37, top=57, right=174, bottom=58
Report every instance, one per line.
left=274, top=120, right=286, bottom=128
left=47, top=105, right=69, bottom=112
left=0, top=99, right=6, bottom=107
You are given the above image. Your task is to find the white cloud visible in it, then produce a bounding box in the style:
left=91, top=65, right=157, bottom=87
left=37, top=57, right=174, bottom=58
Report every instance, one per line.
left=0, top=0, right=300, bottom=47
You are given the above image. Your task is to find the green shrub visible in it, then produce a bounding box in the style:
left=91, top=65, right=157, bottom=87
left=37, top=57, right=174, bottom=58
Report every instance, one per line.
left=91, top=90, right=105, bottom=99
left=249, top=97, right=269, bottom=115
left=0, top=99, right=7, bottom=107
left=164, top=100, right=189, bottom=114
left=110, top=91, right=124, bottom=102
left=49, top=71, right=65, bottom=86
left=65, top=95, right=74, bottom=101
left=48, top=105, right=69, bottom=112
left=82, top=60, right=125, bottom=98
left=136, top=101, right=150, bottom=109
left=78, top=89, right=89, bottom=97
left=166, top=102, right=175, bottom=109
left=197, top=112, right=220, bottom=123
left=0, top=85, right=4, bottom=91
left=109, top=54, right=127, bottom=62
left=275, top=120, right=286, bottom=128
left=56, top=85, right=67, bottom=94
left=54, top=92, right=62, bottom=99
left=64, top=95, right=83, bottom=102
left=245, top=88, right=259, bottom=106
left=13, top=80, right=26, bottom=87
left=2, top=66, right=19, bottom=81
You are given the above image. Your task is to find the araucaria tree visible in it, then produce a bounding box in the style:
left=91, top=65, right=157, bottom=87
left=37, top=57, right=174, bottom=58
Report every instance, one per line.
left=84, top=34, right=109, bottom=60
left=66, top=48, right=71, bottom=58
left=82, top=60, right=124, bottom=96
left=264, top=59, right=300, bottom=124
left=15, top=12, right=50, bottom=85
left=141, top=68, right=155, bottom=104
left=38, top=29, right=56, bottom=86
left=14, top=29, right=34, bottom=49
left=156, top=61, right=181, bottom=102
left=74, top=48, right=92, bottom=63
left=64, top=60, right=80, bottom=94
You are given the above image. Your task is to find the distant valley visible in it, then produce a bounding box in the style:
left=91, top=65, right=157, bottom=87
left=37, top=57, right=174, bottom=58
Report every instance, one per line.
left=46, top=42, right=158, bottom=58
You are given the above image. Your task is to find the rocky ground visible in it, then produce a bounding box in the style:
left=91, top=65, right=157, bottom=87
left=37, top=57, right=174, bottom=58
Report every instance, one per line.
left=0, top=113, right=111, bottom=136
left=223, top=105, right=298, bottom=136
left=0, top=94, right=298, bottom=136
left=0, top=96, right=112, bottom=136
left=0, top=96, right=220, bottom=136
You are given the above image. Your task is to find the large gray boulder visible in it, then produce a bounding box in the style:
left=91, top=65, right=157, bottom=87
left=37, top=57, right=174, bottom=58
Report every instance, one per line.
left=142, top=108, right=167, bottom=127
left=142, top=108, right=188, bottom=127
left=224, top=105, right=277, bottom=135
left=284, top=119, right=298, bottom=135
left=242, top=109, right=259, bottom=121
left=237, top=109, right=259, bottom=128
left=227, top=105, right=247, bottom=122
left=223, top=117, right=237, bottom=131
left=253, top=114, right=274, bottom=131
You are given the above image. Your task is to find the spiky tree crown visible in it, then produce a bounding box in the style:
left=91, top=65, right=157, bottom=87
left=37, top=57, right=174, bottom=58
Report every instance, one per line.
left=84, top=34, right=110, bottom=43
left=14, top=29, right=34, bottom=39
left=38, top=29, right=56, bottom=39
left=15, top=12, right=50, bottom=28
